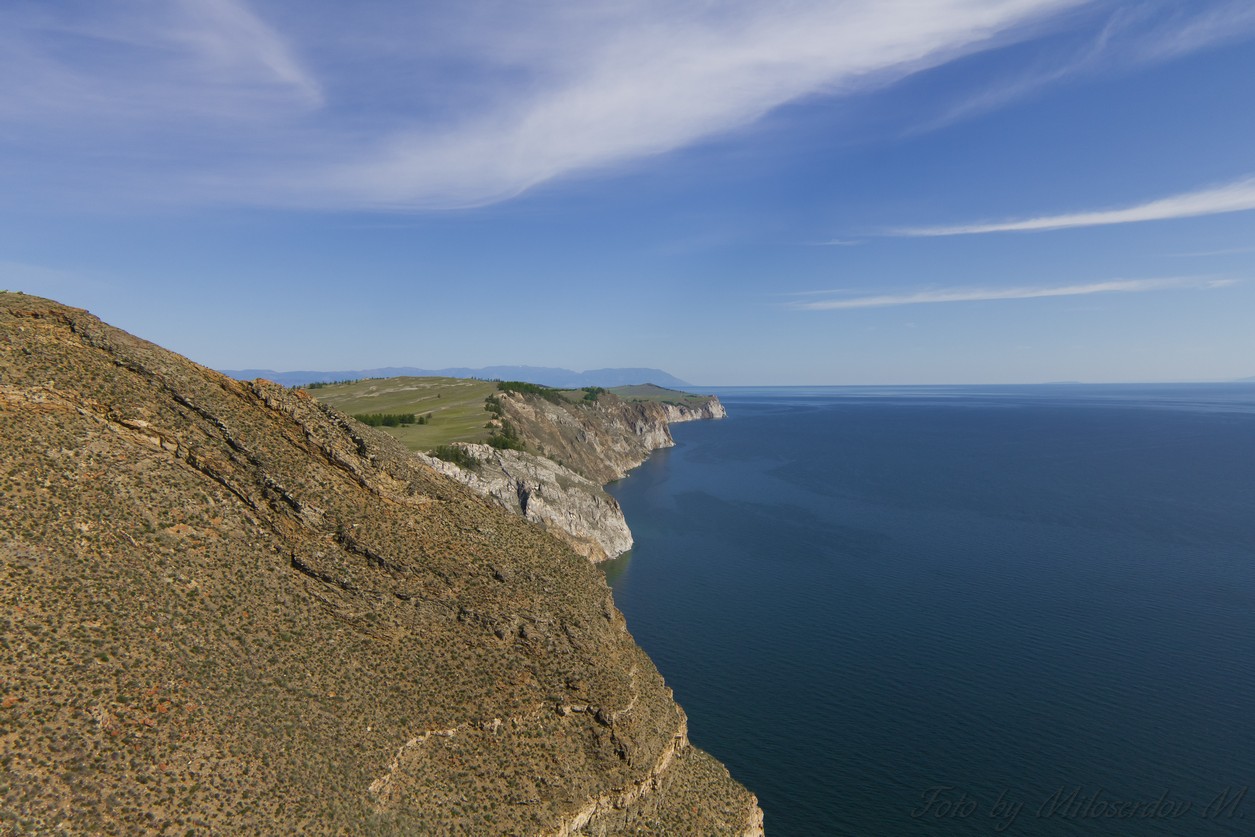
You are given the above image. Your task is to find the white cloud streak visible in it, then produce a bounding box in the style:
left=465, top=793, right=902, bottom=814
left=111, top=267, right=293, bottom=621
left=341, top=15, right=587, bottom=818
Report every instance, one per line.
left=0, top=0, right=320, bottom=127
left=910, top=0, right=1255, bottom=134
left=3, top=1, right=1251, bottom=211
left=170, top=0, right=322, bottom=105
left=1165, top=246, right=1255, bottom=258
left=1, top=0, right=1090, bottom=209
left=892, top=176, right=1255, bottom=236
left=792, top=277, right=1235, bottom=310
left=1127, top=0, right=1255, bottom=62
left=275, top=0, right=1099, bottom=209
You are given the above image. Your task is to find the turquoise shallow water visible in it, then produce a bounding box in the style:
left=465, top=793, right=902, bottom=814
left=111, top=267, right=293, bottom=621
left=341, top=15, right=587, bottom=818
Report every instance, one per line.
left=603, top=384, right=1255, bottom=836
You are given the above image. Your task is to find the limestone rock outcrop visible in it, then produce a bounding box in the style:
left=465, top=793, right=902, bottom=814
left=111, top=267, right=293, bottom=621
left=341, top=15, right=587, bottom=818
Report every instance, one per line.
left=423, top=389, right=725, bottom=562
left=421, top=444, right=634, bottom=563
left=659, top=397, right=728, bottom=423
left=494, top=391, right=724, bottom=486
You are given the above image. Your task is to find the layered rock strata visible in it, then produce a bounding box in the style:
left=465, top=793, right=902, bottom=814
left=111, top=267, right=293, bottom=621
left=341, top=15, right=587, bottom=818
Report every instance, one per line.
left=494, top=391, right=724, bottom=486
left=0, top=294, right=762, bottom=835
left=421, top=445, right=634, bottom=563
left=429, top=390, right=725, bottom=561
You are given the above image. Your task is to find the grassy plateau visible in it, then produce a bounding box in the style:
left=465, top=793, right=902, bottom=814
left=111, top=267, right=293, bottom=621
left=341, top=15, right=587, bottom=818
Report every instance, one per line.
left=310, top=377, right=499, bottom=449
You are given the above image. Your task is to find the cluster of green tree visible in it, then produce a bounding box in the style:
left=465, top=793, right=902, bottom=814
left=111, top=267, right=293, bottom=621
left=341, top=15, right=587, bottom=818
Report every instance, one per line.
left=353, top=412, right=433, bottom=427
left=487, top=419, right=525, bottom=451
left=495, top=380, right=568, bottom=404
left=304, top=379, right=361, bottom=390
left=581, top=386, right=608, bottom=402
left=429, top=444, right=480, bottom=470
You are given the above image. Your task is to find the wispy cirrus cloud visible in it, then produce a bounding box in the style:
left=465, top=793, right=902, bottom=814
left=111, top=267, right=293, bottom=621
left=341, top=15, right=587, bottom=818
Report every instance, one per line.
left=912, top=0, right=1255, bottom=133
left=890, top=176, right=1255, bottom=237
left=5, top=1, right=1252, bottom=211
left=2, top=0, right=1093, bottom=210
left=1165, top=246, right=1255, bottom=258
left=791, top=276, right=1235, bottom=310
left=1125, top=0, right=1255, bottom=62
left=0, top=0, right=321, bottom=127
left=274, top=0, right=1103, bottom=209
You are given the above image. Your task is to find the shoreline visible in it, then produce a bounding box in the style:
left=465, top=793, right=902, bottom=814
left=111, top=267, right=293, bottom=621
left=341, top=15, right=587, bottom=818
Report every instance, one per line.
left=417, top=388, right=726, bottom=563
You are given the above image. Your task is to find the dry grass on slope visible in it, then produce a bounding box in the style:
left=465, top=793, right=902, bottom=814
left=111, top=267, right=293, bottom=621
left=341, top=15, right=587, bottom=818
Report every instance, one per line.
left=0, top=294, right=761, bottom=835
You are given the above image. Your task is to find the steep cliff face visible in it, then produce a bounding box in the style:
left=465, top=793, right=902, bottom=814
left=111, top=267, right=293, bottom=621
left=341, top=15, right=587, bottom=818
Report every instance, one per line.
left=421, top=445, right=634, bottom=563
left=495, top=391, right=724, bottom=486
left=426, top=391, right=725, bottom=561
left=0, top=295, right=762, bottom=835
left=659, top=397, right=727, bottom=423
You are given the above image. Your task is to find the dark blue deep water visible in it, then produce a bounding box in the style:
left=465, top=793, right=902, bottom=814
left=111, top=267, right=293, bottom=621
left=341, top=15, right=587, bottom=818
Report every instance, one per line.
left=603, top=385, right=1255, bottom=836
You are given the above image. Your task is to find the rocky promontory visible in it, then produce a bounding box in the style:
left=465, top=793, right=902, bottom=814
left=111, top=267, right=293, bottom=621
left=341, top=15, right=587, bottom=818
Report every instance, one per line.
left=492, top=390, right=723, bottom=485
left=301, top=379, right=725, bottom=562
left=0, top=294, right=761, bottom=835
left=421, top=386, right=725, bottom=561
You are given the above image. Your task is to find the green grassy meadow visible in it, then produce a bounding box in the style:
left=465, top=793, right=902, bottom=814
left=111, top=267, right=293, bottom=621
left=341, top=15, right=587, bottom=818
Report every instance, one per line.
left=607, top=383, right=711, bottom=407
left=309, top=377, right=708, bottom=452
left=310, top=377, right=498, bottom=450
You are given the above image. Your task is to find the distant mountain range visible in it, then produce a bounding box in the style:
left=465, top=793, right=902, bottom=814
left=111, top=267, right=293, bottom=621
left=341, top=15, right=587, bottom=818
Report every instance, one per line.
left=219, top=365, right=690, bottom=389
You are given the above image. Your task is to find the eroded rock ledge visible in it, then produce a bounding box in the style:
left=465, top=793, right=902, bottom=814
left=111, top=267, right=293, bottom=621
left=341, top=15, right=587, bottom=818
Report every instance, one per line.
left=494, top=390, right=724, bottom=485
left=427, top=389, right=725, bottom=561
left=421, top=444, right=635, bottom=563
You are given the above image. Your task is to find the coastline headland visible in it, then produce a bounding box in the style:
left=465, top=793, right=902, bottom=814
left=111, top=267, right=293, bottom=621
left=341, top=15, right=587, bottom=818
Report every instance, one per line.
left=314, top=377, right=726, bottom=562
left=0, top=293, right=759, bottom=834
left=423, top=385, right=726, bottom=562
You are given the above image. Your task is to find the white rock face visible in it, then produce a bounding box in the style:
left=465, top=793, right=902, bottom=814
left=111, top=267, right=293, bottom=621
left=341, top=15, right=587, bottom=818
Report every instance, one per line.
left=493, top=393, right=724, bottom=485
left=419, top=444, right=634, bottom=562
left=418, top=393, right=725, bottom=563
left=495, top=393, right=674, bottom=485
left=659, top=399, right=727, bottom=423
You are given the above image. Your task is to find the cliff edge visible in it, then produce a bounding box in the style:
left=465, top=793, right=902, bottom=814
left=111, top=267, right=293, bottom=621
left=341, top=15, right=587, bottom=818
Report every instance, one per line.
left=328, top=380, right=728, bottom=563
left=421, top=444, right=634, bottom=563
left=492, top=390, right=715, bottom=486
left=427, top=387, right=724, bottom=561
left=0, top=294, right=762, bottom=835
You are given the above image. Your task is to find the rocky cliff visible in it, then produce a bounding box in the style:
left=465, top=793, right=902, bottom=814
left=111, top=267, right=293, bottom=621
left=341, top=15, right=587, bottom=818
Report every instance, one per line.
left=658, top=398, right=727, bottom=424
left=423, top=389, right=725, bottom=562
left=0, top=294, right=762, bottom=835
left=421, top=445, right=634, bottom=563
left=493, top=391, right=724, bottom=487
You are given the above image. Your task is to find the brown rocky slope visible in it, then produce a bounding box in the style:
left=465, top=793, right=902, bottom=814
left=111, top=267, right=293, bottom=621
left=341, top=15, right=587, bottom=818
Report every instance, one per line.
left=0, top=294, right=763, bottom=835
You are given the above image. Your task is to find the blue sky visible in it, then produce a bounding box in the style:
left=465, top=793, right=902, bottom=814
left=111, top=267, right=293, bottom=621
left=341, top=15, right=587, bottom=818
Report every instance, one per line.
left=3, top=0, right=1254, bottom=384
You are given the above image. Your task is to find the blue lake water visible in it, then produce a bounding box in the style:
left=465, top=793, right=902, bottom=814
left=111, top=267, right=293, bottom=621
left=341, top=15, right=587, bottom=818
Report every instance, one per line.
left=603, top=384, right=1255, bottom=836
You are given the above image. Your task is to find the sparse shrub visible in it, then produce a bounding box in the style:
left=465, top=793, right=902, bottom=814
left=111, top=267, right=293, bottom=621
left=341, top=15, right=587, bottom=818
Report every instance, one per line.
left=495, top=381, right=566, bottom=404
left=304, top=379, right=360, bottom=389
left=486, top=420, right=524, bottom=451
left=431, top=445, right=480, bottom=471
left=352, top=413, right=417, bottom=427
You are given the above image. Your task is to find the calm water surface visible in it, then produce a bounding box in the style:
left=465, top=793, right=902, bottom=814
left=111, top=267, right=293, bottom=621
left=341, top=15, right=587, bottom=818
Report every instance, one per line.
left=604, top=384, right=1255, bottom=836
